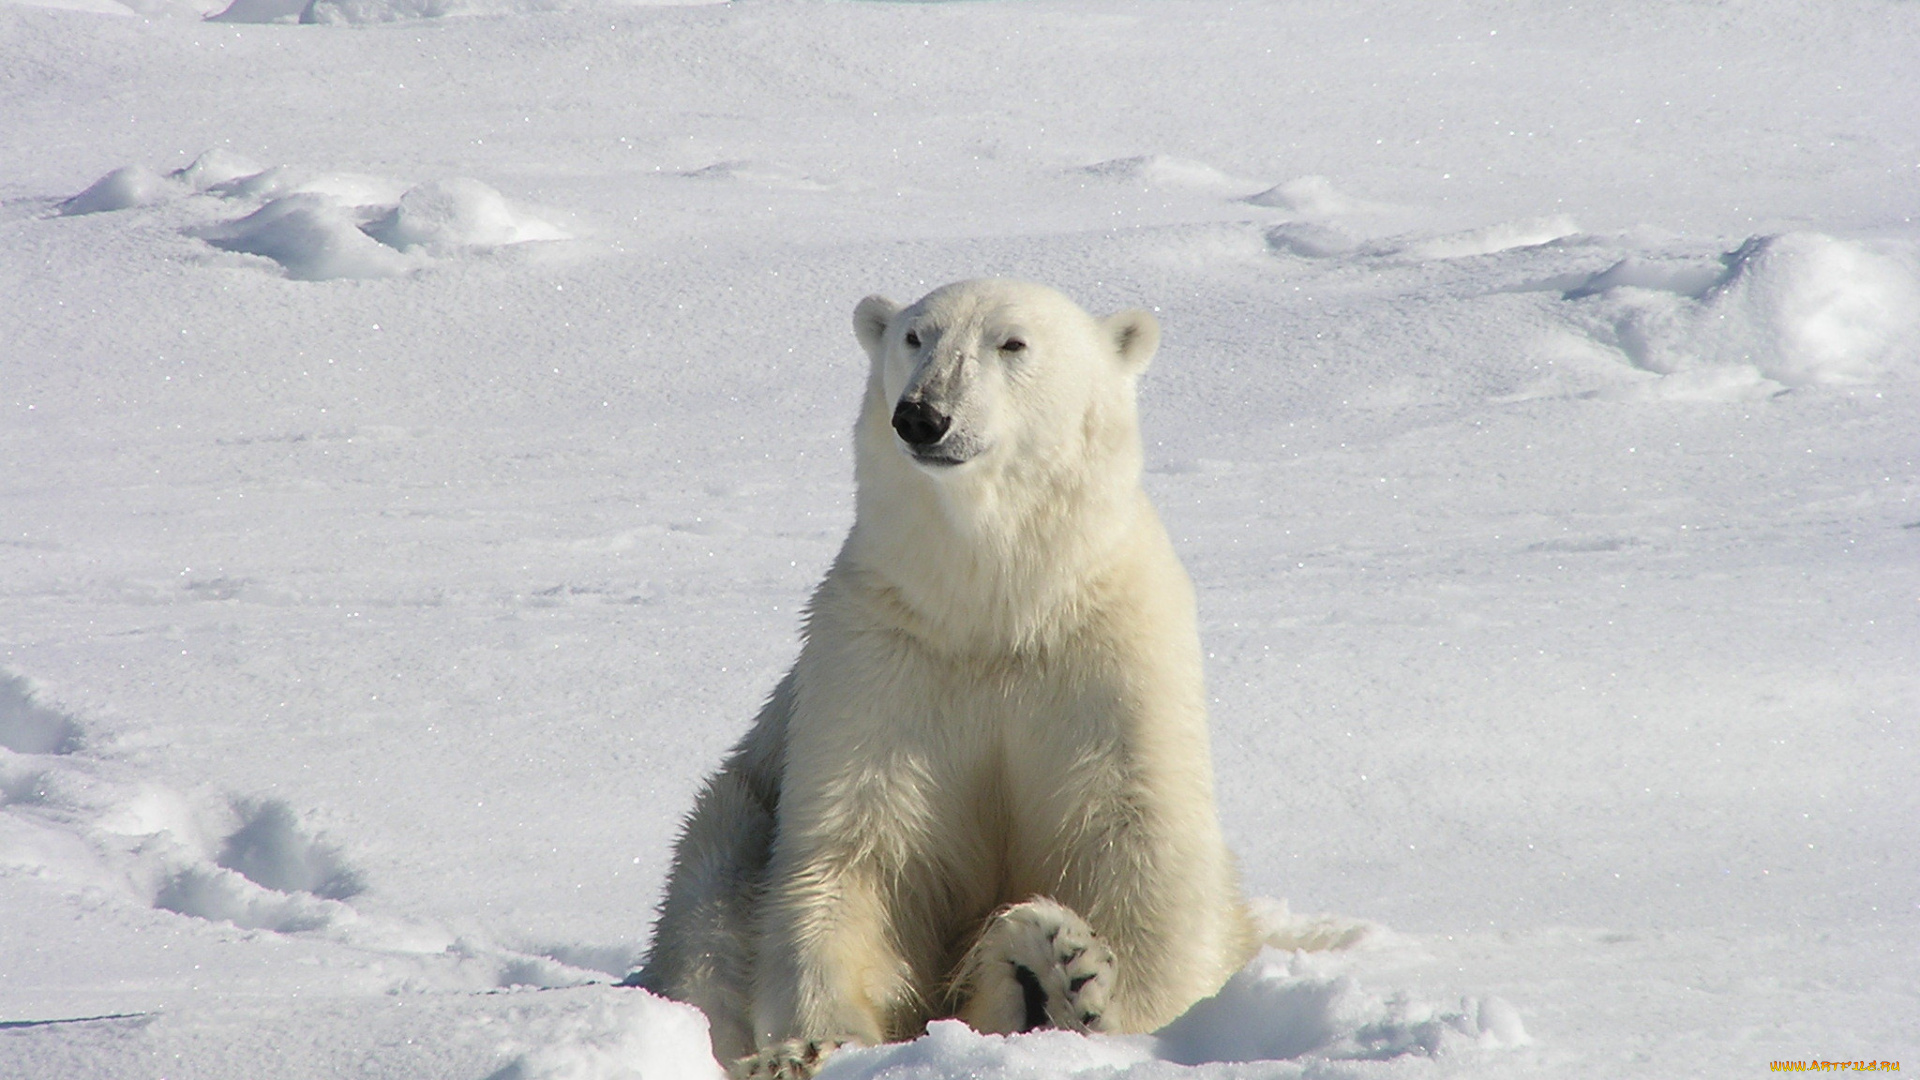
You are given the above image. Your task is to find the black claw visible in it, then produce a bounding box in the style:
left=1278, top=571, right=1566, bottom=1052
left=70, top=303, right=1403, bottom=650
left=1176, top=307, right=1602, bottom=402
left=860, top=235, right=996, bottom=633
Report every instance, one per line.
left=1013, top=964, right=1049, bottom=1032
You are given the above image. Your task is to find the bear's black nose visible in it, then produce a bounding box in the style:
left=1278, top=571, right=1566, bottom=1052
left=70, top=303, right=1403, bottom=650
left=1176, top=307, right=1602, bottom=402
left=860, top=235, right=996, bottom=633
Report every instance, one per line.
left=891, top=399, right=952, bottom=448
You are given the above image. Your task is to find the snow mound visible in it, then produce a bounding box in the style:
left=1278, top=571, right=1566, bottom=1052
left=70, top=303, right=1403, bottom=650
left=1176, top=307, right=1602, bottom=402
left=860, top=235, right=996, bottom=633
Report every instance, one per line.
left=827, top=1022, right=1154, bottom=1080
left=196, top=193, right=420, bottom=281
left=364, top=178, right=572, bottom=252
left=194, top=178, right=568, bottom=279
left=56, top=154, right=570, bottom=280
left=1074, top=155, right=1267, bottom=197
left=59, top=165, right=179, bottom=215
left=487, top=989, right=728, bottom=1080
left=1154, top=951, right=1529, bottom=1065
left=59, top=152, right=262, bottom=214
left=0, top=675, right=84, bottom=756
left=1569, top=232, right=1920, bottom=396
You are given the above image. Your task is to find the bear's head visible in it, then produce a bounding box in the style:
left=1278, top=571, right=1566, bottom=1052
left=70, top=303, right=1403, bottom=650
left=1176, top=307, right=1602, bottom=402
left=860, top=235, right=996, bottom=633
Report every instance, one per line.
left=844, top=280, right=1167, bottom=638
left=851, top=279, right=1159, bottom=485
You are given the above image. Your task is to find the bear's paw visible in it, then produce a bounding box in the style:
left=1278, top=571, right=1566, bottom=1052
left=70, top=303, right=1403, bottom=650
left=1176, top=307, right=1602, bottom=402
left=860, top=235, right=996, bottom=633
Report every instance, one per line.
left=956, top=897, right=1117, bottom=1035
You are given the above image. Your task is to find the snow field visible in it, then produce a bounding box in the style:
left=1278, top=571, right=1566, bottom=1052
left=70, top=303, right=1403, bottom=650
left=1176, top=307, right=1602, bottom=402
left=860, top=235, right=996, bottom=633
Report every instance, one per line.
left=3, top=0, right=1918, bottom=1077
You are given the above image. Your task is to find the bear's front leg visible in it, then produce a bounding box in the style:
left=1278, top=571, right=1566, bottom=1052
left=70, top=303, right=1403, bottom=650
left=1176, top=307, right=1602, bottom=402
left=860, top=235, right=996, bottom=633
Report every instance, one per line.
left=742, top=858, right=914, bottom=1079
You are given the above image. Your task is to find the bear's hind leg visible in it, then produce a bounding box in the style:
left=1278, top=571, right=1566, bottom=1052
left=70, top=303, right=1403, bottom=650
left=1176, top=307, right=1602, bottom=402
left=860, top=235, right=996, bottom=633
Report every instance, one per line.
left=952, top=898, right=1116, bottom=1035
left=626, top=764, right=775, bottom=1065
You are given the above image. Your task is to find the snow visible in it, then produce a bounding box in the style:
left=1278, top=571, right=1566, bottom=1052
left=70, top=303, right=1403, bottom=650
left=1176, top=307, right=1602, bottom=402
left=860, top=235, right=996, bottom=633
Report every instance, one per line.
left=1564, top=232, right=1920, bottom=393
left=60, top=156, right=576, bottom=279
left=2, top=0, right=1917, bottom=1077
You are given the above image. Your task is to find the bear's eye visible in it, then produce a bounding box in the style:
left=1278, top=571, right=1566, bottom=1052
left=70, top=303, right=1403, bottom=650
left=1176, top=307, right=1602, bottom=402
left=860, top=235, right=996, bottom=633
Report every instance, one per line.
left=904, top=330, right=921, bottom=349
left=1001, top=338, right=1027, bottom=354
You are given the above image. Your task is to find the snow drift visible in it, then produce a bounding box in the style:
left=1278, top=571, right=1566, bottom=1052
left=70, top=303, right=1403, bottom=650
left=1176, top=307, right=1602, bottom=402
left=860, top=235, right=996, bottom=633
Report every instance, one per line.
left=1567, top=232, right=1920, bottom=397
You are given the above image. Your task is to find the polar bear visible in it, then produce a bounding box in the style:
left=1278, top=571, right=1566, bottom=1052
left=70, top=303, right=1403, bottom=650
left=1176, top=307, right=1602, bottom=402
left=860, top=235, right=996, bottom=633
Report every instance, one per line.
left=627, top=279, right=1256, bottom=1078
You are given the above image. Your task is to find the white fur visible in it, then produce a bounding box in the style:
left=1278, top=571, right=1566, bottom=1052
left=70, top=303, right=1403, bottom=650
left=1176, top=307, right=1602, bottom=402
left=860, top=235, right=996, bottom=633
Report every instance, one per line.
left=633, top=279, right=1256, bottom=1078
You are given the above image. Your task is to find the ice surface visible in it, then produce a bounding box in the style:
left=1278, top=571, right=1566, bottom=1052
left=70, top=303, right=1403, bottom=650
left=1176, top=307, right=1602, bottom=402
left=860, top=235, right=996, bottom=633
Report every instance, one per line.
left=2, top=0, right=1917, bottom=1077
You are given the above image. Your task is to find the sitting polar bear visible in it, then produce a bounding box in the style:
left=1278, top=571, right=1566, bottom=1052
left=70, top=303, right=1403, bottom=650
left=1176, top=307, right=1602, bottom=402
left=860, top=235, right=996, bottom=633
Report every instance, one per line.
left=629, top=279, right=1257, bottom=1078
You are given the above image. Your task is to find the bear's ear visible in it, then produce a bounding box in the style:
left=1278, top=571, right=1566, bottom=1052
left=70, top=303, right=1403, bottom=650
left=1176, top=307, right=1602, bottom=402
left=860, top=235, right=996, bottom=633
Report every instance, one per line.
left=853, top=294, right=901, bottom=360
left=1102, top=308, right=1161, bottom=373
